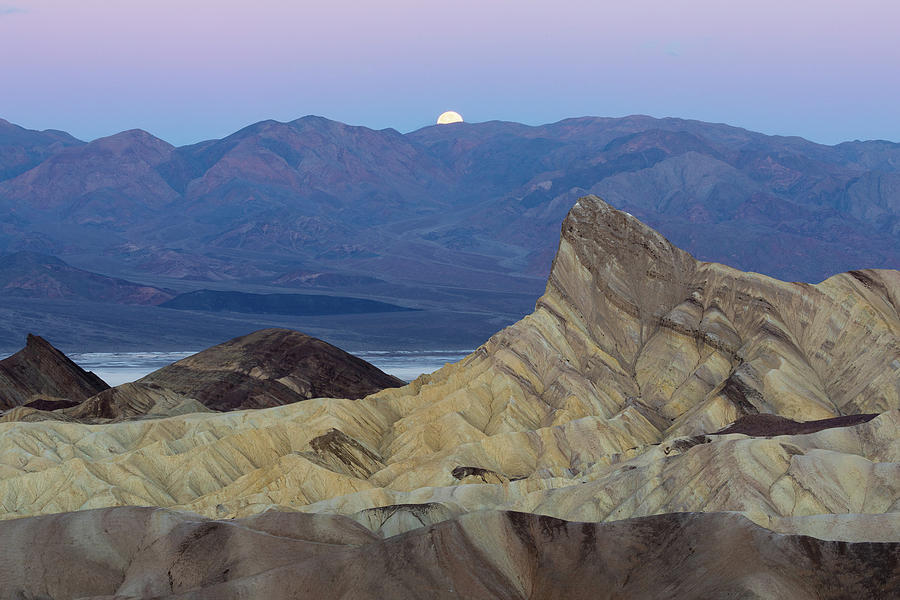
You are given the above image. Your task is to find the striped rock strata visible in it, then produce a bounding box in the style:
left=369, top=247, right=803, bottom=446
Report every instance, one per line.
left=0, top=196, right=897, bottom=596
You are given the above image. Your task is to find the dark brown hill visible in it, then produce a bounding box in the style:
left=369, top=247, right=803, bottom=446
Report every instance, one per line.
left=715, top=412, right=880, bottom=436
left=139, top=328, right=404, bottom=410
left=0, top=334, right=108, bottom=409
left=0, top=507, right=894, bottom=599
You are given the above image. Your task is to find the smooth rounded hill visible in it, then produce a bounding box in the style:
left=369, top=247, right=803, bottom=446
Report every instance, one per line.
left=139, top=328, right=405, bottom=410
left=0, top=334, right=108, bottom=409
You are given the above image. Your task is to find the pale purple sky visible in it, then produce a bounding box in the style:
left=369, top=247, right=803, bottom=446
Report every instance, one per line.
left=1, top=0, right=897, bottom=145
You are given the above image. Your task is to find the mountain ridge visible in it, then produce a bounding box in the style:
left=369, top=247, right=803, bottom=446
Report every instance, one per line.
left=0, top=250, right=173, bottom=304
left=1, top=114, right=899, bottom=349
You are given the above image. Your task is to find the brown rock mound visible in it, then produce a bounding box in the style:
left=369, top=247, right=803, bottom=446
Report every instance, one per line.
left=0, top=507, right=895, bottom=600
left=0, top=334, right=108, bottom=409
left=64, top=382, right=212, bottom=422
left=139, top=328, right=404, bottom=410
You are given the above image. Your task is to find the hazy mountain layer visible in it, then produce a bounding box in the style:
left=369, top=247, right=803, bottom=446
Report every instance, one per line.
left=1, top=115, right=899, bottom=349
left=160, top=289, right=414, bottom=315
left=0, top=251, right=172, bottom=305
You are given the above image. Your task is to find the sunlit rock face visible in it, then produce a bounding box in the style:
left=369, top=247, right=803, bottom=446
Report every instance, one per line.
left=0, top=196, right=897, bottom=597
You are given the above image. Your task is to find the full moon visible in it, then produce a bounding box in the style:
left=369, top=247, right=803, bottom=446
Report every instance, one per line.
left=436, top=110, right=464, bottom=125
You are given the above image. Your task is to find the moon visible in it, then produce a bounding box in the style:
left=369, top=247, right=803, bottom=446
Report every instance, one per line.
left=437, top=110, right=464, bottom=125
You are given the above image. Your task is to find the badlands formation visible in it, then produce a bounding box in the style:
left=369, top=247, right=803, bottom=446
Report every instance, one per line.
left=0, top=195, right=897, bottom=598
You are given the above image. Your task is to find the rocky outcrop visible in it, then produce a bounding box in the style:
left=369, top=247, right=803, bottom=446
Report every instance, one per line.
left=0, top=198, right=896, bottom=535
left=0, top=507, right=895, bottom=600
left=0, top=382, right=212, bottom=424
left=63, top=382, right=212, bottom=422
left=0, top=334, right=108, bottom=409
left=0, top=328, right=405, bottom=422
left=715, top=412, right=881, bottom=436
left=0, top=196, right=897, bottom=596
left=369, top=196, right=899, bottom=458
left=138, top=328, right=405, bottom=410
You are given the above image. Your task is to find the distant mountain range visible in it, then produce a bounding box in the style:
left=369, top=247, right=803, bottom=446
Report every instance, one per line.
left=0, top=114, right=897, bottom=349
left=0, top=251, right=171, bottom=304
left=160, top=289, right=415, bottom=316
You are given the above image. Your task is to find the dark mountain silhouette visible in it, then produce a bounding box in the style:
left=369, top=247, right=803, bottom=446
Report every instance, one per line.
left=0, top=115, right=898, bottom=348
left=0, top=334, right=108, bottom=409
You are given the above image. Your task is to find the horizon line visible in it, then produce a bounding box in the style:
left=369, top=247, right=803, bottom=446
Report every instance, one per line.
left=3, top=113, right=897, bottom=148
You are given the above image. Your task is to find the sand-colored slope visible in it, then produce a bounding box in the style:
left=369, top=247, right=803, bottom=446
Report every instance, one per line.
left=0, top=196, right=897, bottom=549
left=0, top=382, right=212, bottom=424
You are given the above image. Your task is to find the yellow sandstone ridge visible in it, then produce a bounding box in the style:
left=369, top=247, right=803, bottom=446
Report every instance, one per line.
left=0, top=196, right=897, bottom=544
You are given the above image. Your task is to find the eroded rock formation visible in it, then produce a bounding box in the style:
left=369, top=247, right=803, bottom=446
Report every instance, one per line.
left=0, top=196, right=897, bottom=597
left=0, top=507, right=895, bottom=600
left=138, top=328, right=406, bottom=410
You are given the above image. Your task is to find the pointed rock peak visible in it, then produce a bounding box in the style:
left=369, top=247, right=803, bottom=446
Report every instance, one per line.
left=19, top=334, right=77, bottom=366
left=289, top=115, right=340, bottom=128
left=20, top=333, right=83, bottom=372
left=550, top=196, right=697, bottom=324
left=0, top=335, right=109, bottom=409
left=564, top=195, right=690, bottom=263
left=88, top=129, right=174, bottom=154
left=25, top=333, right=54, bottom=350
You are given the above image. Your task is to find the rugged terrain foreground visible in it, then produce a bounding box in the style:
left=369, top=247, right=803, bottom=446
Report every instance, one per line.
left=0, top=196, right=897, bottom=598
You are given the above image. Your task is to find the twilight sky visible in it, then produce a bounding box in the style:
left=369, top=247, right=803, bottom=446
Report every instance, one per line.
left=1, top=0, right=897, bottom=146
